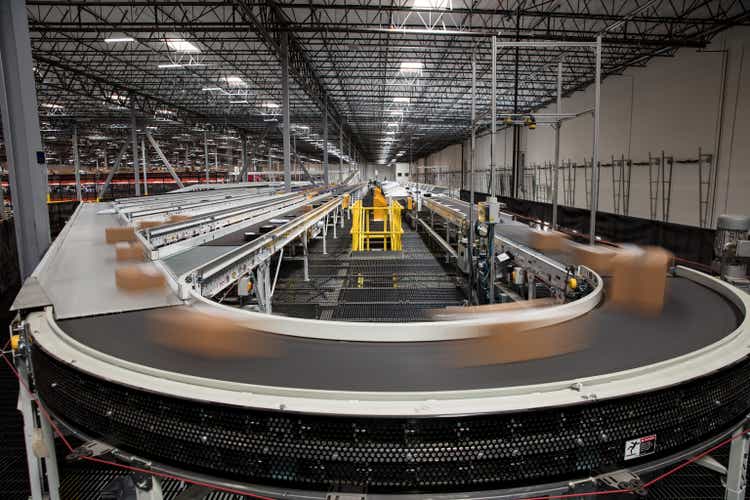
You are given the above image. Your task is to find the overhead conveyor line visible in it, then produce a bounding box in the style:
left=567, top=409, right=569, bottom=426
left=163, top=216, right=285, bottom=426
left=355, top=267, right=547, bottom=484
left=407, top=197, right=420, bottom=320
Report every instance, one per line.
left=138, top=191, right=336, bottom=260
left=180, top=195, right=346, bottom=299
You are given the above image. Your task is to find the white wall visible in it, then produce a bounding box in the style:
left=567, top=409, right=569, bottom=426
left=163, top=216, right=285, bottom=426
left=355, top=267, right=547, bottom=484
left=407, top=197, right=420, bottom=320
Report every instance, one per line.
left=422, top=26, right=750, bottom=228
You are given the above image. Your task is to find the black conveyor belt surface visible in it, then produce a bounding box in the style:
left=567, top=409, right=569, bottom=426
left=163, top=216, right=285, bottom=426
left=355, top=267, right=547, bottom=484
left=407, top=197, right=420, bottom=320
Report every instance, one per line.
left=57, top=276, right=741, bottom=392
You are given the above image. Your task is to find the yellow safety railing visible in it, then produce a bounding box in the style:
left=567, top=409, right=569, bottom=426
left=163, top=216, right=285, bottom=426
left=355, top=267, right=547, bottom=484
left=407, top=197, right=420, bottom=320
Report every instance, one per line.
left=350, top=199, right=403, bottom=252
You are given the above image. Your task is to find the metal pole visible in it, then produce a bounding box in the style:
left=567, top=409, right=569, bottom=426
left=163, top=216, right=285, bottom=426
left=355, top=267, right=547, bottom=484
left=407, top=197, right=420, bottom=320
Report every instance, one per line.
left=0, top=0, right=50, bottom=278
left=589, top=36, right=602, bottom=245
left=489, top=36, right=497, bottom=196
left=552, top=59, right=563, bottom=229
left=339, top=127, right=344, bottom=184
left=726, top=425, right=749, bottom=500
left=323, top=100, right=329, bottom=185
left=204, top=130, right=209, bottom=183
left=130, top=101, right=140, bottom=196
left=241, top=133, right=248, bottom=183
left=98, top=141, right=128, bottom=200
left=72, top=124, right=81, bottom=201
left=145, top=131, right=185, bottom=189
left=469, top=50, right=476, bottom=301
left=281, top=32, right=292, bottom=192
left=141, top=138, right=148, bottom=195
left=303, top=229, right=309, bottom=282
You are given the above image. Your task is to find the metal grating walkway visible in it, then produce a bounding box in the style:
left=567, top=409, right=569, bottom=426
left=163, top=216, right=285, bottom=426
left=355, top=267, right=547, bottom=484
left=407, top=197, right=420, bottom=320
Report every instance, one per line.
left=271, top=216, right=466, bottom=322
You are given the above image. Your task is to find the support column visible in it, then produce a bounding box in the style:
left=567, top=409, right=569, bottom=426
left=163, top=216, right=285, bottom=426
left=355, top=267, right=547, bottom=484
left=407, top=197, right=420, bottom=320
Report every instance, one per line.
left=0, top=0, right=50, bottom=278
left=468, top=50, right=477, bottom=301
left=204, top=130, right=209, bottom=183
left=130, top=102, right=140, bottom=196
left=552, top=60, right=563, bottom=229
left=145, top=132, right=185, bottom=189
left=241, top=133, right=248, bottom=183
left=589, top=36, right=602, bottom=245
left=489, top=36, right=497, bottom=196
left=72, top=124, right=81, bottom=201
left=339, top=127, right=343, bottom=184
left=281, top=32, right=292, bottom=192
left=726, top=426, right=749, bottom=500
left=141, top=138, right=148, bottom=196
left=302, top=229, right=309, bottom=282
left=322, top=101, right=329, bottom=185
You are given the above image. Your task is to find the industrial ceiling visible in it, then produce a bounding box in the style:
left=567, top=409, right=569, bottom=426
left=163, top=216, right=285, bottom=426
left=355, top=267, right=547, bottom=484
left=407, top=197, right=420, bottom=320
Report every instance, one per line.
left=18, top=0, right=750, bottom=167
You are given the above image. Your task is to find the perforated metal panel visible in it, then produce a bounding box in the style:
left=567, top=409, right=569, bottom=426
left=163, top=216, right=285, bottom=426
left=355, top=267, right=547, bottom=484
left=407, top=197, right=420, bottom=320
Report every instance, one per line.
left=33, top=346, right=750, bottom=494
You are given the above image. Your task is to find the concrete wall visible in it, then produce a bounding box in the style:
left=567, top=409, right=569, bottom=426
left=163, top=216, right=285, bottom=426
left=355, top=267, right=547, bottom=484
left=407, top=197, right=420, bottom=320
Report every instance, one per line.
left=422, top=26, right=750, bottom=228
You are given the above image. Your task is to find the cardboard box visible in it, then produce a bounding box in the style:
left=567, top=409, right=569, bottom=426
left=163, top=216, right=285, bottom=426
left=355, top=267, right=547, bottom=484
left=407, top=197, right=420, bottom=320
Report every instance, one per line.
left=529, top=229, right=570, bottom=252
left=610, top=246, right=672, bottom=315
left=105, top=226, right=136, bottom=244
left=136, top=220, right=163, bottom=230
left=167, top=214, right=192, bottom=223
left=570, top=242, right=616, bottom=275
left=115, top=242, right=145, bottom=261
left=115, top=265, right=166, bottom=291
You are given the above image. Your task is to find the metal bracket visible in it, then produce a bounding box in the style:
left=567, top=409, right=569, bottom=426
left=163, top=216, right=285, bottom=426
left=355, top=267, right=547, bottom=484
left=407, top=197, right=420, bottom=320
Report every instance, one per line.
left=597, top=469, right=646, bottom=496
left=66, top=440, right=115, bottom=461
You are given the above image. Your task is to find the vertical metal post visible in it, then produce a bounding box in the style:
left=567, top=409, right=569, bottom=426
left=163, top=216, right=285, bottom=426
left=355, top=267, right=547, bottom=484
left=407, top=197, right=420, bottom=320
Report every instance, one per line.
left=489, top=36, right=497, bottom=196
left=302, top=229, right=309, bottom=282
left=323, top=100, right=329, bottom=185
left=322, top=215, right=328, bottom=255
left=72, top=124, right=81, bottom=201
left=241, top=133, right=248, bottom=183
left=0, top=0, right=51, bottom=278
left=204, top=130, right=209, bottom=183
left=141, top=138, right=148, bottom=195
left=726, top=426, right=749, bottom=500
left=339, top=127, right=344, bottom=184
left=552, top=59, right=563, bottom=229
left=468, top=50, right=476, bottom=301
left=130, top=102, right=140, bottom=196
left=214, top=149, right=219, bottom=178
left=281, top=32, right=292, bottom=192
left=589, top=36, right=602, bottom=245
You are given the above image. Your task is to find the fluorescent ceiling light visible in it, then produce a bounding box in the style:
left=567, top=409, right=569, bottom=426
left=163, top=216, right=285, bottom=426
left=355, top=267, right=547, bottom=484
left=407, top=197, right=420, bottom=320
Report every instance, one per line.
left=230, top=100, right=248, bottom=104
left=104, top=36, right=135, bottom=43
left=42, top=103, right=64, bottom=109
left=166, top=39, right=200, bottom=53
left=393, top=97, right=410, bottom=103
left=202, top=87, right=222, bottom=91
left=158, top=63, right=183, bottom=69
left=400, top=61, right=424, bottom=73
left=263, top=118, right=278, bottom=122
left=412, top=0, right=450, bottom=9
left=387, top=122, right=399, bottom=127
left=263, top=102, right=280, bottom=108
left=385, top=131, right=396, bottom=134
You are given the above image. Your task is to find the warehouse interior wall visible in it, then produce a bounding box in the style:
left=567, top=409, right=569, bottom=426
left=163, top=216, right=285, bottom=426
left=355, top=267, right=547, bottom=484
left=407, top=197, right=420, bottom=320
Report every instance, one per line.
left=421, top=26, right=750, bottom=228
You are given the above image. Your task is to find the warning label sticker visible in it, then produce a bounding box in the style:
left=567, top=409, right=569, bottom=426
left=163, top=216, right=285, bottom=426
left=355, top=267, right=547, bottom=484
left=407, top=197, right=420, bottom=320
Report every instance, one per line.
left=624, top=434, right=657, bottom=461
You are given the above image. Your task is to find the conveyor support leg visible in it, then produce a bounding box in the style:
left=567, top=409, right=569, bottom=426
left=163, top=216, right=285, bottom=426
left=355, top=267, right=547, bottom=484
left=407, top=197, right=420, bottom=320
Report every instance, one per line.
left=726, top=426, right=749, bottom=500
left=303, top=230, right=310, bottom=282
left=16, top=348, right=60, bottom=500
left=322, top=215, right=328, bottom=255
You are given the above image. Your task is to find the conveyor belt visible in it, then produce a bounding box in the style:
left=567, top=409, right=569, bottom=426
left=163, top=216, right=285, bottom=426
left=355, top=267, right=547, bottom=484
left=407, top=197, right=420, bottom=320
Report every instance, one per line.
left=57, top=276, right=740, bottom=392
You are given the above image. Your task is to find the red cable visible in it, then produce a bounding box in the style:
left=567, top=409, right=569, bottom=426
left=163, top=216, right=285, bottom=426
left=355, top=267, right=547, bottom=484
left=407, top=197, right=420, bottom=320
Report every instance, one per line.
left=1, top=347, right=747, bottom=500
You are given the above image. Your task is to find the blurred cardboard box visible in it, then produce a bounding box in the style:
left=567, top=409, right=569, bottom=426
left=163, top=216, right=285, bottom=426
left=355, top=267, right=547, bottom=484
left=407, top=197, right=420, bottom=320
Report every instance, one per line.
left=570, top=242, right=616, bottom=275
left=529, top=229, right=570, bottom=252
left=115, top=242, right=145, bottom=261
left=136, top=220, right=163, bottom=230
left=105, top=226, right=136, bottom=244
left=610, top=246, right=672, bottom=315
left=168, top=214, right=192, bottom=223
left=115, top=264, right=166, bottom=291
